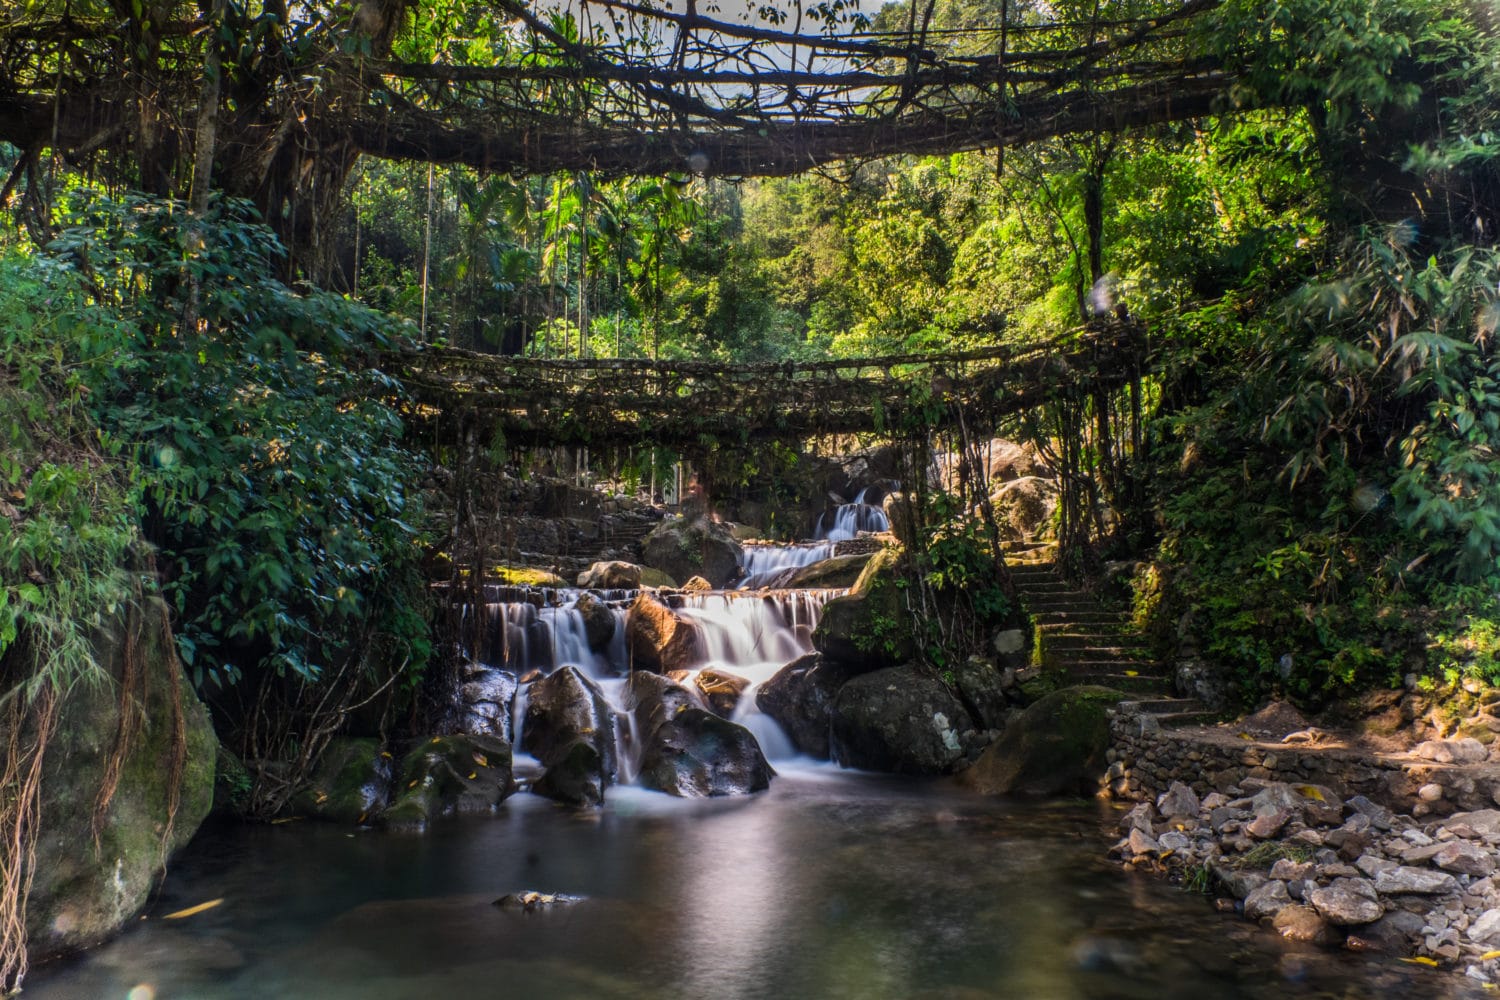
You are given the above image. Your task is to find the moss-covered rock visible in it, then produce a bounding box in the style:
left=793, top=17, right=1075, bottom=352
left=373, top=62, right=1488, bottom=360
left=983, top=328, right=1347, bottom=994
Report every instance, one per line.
left=641, top=515, right=743, bottom=589
left=383, top=734, right=515, bottom=832
left=492, top=565, right=568, bottom=588
left=291, top=737, right=391, bottom=824
left=829, top=665, right=974, bottom=774
left=757, top=652, right=857, bottom=759
left=779, top=552, right=873, bottom=590
left=812, top=548, right=915, bottom=670
left=637, top=708, right=774, bottom=797
left=957, top=685, right=1123, bottom=796
left=23, top=598, right=217, bottom=961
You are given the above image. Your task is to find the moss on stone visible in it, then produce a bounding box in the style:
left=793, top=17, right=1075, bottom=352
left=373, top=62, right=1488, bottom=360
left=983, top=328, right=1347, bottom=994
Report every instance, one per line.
left=491, top=565, right=568, bottom=588
left=958, top=685, right=1124, bottom=797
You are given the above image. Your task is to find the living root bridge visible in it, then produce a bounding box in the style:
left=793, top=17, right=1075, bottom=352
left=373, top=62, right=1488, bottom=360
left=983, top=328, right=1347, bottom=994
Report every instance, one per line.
left=382, top=320, right=1151, bottom=449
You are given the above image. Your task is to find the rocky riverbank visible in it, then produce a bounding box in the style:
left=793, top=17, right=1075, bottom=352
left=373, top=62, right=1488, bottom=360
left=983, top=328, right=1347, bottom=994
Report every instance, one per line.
left=1109, top=734, right=1500, bottom=988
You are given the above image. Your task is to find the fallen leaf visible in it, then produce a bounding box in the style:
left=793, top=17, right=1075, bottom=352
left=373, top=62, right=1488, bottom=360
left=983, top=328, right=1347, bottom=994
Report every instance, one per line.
left=473, top=752, right=488, bottom=768
left=163, top=898, right=223, bottom=920
left=1399, top=956, right=1440, bottom=967
left=468, top=772, right=478, bottom=780
left=1482, top=950, right=1500, bottom=961
left=408, top=780, right=418, bottom=788
left=1125, top=670, right=1139, bottom=677
left=1237, top=732, right=1253, bottom=741
left=1294, top=785, right=1326, bottom=802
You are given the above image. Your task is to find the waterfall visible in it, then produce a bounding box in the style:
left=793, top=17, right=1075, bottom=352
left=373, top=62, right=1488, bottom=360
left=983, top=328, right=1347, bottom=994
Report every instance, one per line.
left=815, top=487, right=890, bottom=542
left=737, top=541, right=836, bottom=589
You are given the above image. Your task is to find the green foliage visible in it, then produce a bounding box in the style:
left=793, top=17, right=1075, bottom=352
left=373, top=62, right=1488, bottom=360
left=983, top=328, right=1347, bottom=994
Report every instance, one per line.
left=40, top=192, right=432, bottom=690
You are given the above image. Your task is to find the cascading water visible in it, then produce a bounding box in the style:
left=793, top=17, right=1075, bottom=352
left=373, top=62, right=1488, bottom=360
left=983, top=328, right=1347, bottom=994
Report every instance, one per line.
left=736, top=541, right=836, bottom=589
left=816, top=486, right=891, bottom=542
left=464, top=581, right=841, bottom=788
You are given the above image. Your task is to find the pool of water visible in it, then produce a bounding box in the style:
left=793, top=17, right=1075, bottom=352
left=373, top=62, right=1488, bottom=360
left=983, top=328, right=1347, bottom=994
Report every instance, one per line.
left=26, top=765, right=1478, bottom=999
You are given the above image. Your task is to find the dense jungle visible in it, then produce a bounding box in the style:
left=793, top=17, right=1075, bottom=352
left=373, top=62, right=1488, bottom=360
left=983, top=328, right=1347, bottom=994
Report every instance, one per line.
left=4, top=0, right=1500, bottom=996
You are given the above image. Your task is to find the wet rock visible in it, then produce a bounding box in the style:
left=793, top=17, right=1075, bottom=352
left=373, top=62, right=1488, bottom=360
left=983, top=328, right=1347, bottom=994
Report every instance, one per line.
left=637, top=708, right=773, bottom=797
left=1157, top=782, right=1201, bottom=821
left=641, top=515, right=744, bottom=589
left=1308, top=877, right=1383, bottom=926
left=623, top=671, right=704, bottom=738
left=625, top=592, right=704, bottom=672
left=574, top=593, right=617, bottom=653
left=831, top=665, right=975, bottom=775
left=532, top=740, right=609, bottom=806
left=23, top=598, right=217, bottom=962
left=384, top=734, right=515, bottom=831
left=1372, top=866, right=1459, bottom=895
left=521, top=666, right=618, bottom=801
left=1273, top=904, right=1337, bottom=944
left=958, top=686, right=1119, bottom=795
left=692, top=668, right=750, bottom=719
left=1361, top=910, right=1426, bottom=952
left=576, top=560, right=641, bottom=590
left=459, top=665, right=518, bottom=740
left=493, top=891, right=585, bottom=912
left=1244, top=880, right=1292, bottom=921
left=755, top=653, right=853, bottom=759
left=949, top=655, right=1013, bottom=730
left=293, top=737, right=391, bottom=824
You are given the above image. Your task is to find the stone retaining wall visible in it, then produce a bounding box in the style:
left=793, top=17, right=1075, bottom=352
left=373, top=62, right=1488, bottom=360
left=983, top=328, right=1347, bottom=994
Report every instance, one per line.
left=1107, top=708, right=1500, bottom=818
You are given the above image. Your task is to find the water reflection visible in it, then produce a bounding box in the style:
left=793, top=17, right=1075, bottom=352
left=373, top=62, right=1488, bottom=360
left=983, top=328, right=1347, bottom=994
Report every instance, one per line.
left=26, top=769, right=1484, bottom=999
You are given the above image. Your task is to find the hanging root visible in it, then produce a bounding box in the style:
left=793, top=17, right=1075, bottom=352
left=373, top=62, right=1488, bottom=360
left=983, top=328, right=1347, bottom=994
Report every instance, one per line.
left=0, top=681, right=59, bottom=995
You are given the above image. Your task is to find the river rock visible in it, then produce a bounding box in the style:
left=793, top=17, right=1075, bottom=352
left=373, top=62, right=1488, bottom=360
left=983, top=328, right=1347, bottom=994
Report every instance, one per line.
left=21, top=598, right=217, bottom=961
left=626, top=592, right=704, bottom=672
left=636, top=708, right=773, bottom=797
left=950, top=656, right=1013, bottom=731
left=574, top=593, right=617, bottom=652
left=830, top=666, right=974, bottom=775
left=641, top=515, right=744, bottom=589
left=958, top=686, right=1120, bottom=796
left=1272, top=904, right=1337, bottom=945
left=1307, top=877, right=1383, bottom=926
left=756, top=653, right=856, bottom=759
left=576, top=560, right=642, bottom=590
left=1446, top=810, right=1500, bottom=841
left=533, top=740, right=611, bottom=807
left=1244, top=879, right=1292, bottom=921
left=293, top=737, right=391, bottom=824
left=1157, top=781, right=1201, bottom=821
left=622, top=671, right=704, bottom=738
left=383, top=734, right=516, bottom=831
left=521, top=666, right=618, bottom=802
left=459, top=663, right=518, bottom=740
left=1372, top=866, right=1459, bottom=895
left=1434, top=841, right=1495, bottom=876
left=691, top=668, right=750, bottom=718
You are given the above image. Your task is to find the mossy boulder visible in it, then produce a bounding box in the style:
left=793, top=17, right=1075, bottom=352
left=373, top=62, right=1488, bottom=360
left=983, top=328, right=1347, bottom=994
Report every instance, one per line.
left=637, top=708, right=774, bottom=797
left=829, top=665, right=974, bottom=775
left=292, top=737, right=391, bottom=824
left=812, top=548, right=915, bottom=670
left=521, top=666, right=618, bottom=805
left=779, top=552, right=873, bottom=590
left=383, top=734, right=515, bottom=832
left=756, top=652, right=857, bottom=759
left=574, top=592, right=618, bottom=653
left=492, top=565, right=568, bottom=588
left=23, top=598, right=217, bottom=961
left=641, top=515, right=743, bottom=589
left=957, top=685, right=1122, bottom=796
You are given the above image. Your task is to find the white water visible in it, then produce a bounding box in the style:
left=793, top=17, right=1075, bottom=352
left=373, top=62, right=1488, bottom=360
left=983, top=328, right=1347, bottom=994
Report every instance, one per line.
left=471, top=585, right=840, bottom=777
left=737, top=541, right=836, bottom=589
left=816, top=487, right=890, bottom=542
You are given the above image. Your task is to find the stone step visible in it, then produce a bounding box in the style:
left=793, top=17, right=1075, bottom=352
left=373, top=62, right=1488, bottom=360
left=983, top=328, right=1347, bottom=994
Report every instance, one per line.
left=1041, top=636, right=1153, bottom=656
left=1032, top=614, right=1133, bottom=628
left=1016, top=581, right=1077, bottom=595
left=1024, top=600, right=1106, bottom=614
left=1119, top=697, right=1206, bottom=715
left=1067, top=672, right=1173, bottom=693
left=1156, top=710, right=1221, bottom=728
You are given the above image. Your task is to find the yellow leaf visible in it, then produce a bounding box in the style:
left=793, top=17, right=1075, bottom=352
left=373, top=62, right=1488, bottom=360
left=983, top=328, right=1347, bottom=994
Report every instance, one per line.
left=1482, top=951, right=1500, bottom=961
left=163, top=898, right=223, bottom=920
left=1125, top=670, right=1139, bottom=677
left=380, top=751, right=392, bottom=759
left=468, top=772, right=478, bottom=780
left=1399, top=957, right=1440, bottom=967
left=408, top=780, right=418, bottom=789
left=431, top=737, right=442, bottom=745
left=314, top=792, right=328, bottom=804
left=473, top=752, right=488, bottom=768
left=1237, top=732, right=1253, bottom=741
left=1294, top=785, right=1325, bottom=802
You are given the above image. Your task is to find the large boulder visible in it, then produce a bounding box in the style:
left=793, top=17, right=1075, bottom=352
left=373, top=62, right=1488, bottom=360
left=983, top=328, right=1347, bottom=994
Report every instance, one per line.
left=986, top=439, right=1045, bottom=482
left=458, top=662, right=518, bottom=740
left=949, top=656, right=1014, bottom=731
left=292, top=737, right=392, bottom=824
left=756, top=652, right=856, bottom=758
left=641, top=515, right=744, bottom=589
left=576, top=560, right=642, bottom=591
left=993, top=476, right=1059, bottom=540
left=779, top=552, right=873, bottom=590
left=520, top=666, right=618, bottom=804
left=812, top=548, right=915, bottom=670
left=622, top=671, right=705, bottom=738
left=689, top=668, right=750, bottom=718
left=383, top=734, right=516, bottom=831
left=574, top=593, right=618, bottom=653
left=637, top=708, right=774, bottom=797
left=21, top=598, right=217, bottom=962
left=958, top=686, right=1121, bottom=796
left=625, top=592, right=704, bottom=673
left=829, top=666, right=974, bottom=774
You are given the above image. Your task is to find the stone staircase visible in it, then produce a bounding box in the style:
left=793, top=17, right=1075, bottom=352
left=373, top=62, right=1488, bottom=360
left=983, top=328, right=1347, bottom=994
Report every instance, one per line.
left=1008, top=558, right=1215, bottom=728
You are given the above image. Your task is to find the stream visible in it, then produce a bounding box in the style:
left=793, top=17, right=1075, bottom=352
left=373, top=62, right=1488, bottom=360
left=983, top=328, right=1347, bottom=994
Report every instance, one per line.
left=20, top=501, right=1485, bottom=998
